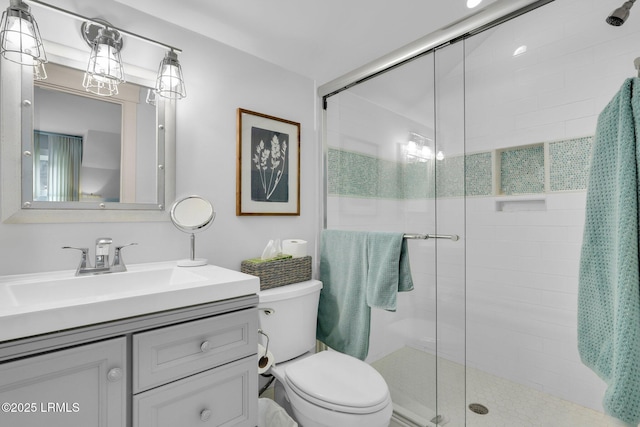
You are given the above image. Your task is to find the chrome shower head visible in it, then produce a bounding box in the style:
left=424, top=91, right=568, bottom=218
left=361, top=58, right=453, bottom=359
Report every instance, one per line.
left=607, top=0, right=636, bottom=26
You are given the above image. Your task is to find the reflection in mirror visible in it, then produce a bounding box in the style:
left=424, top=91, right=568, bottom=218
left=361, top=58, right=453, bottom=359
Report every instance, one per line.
left=170, top=196, right=216, bottom=267
left=23, top=62, right=164, bottom=210
left=33, top=87, right=122, bottom=202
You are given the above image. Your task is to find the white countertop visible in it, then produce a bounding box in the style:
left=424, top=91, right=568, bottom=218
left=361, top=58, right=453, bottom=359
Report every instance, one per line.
left=0, top=261, right=259, bottom=342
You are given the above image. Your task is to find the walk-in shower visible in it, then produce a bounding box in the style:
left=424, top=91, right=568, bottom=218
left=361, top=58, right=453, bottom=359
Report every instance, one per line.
left=320, top=0, right=640, bottom=425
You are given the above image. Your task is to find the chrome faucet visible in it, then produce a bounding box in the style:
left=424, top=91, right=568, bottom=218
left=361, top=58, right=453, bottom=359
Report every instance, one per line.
left=63, top=238, right=138, bottom=276
left=95, top=237, right=112, bottom=269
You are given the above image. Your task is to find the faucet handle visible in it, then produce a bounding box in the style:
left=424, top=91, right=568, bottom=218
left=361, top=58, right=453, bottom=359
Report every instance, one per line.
left=112, top=243, right=138, bottom=271
left=115, top=242, right=138, bottom=253
left=62, top=246, right=91, bottom=272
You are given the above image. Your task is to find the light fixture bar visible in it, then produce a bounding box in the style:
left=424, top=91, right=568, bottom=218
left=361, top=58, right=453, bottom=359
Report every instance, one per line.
left=25, top=0, right=182, bottom=53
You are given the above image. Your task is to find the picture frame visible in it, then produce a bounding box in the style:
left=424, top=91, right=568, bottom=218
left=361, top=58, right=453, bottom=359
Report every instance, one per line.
left=236, top=108, right=300, bottom=216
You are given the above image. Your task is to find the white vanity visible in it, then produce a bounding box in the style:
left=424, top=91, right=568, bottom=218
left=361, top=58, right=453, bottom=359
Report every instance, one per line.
left=0, top=262, right=260, bottom=427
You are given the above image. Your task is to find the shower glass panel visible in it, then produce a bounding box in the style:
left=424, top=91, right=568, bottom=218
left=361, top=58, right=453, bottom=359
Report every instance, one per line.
left=324, top=53, right=442, bottom=425
left=463, top=0, right=638, bottom=424
left=435, top=41, right=467, bottom=426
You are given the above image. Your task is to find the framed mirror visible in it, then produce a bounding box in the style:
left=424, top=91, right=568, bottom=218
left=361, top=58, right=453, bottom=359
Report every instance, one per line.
left=0, top=58, right=176, bottom=223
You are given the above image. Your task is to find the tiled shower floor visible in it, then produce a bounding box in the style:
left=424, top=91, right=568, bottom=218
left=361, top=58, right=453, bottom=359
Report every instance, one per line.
left=372, top=346, right=627, bottom=427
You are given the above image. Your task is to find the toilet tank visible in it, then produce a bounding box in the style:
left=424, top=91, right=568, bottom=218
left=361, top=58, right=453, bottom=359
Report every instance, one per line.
left=257, top=280, right=323, bottom=363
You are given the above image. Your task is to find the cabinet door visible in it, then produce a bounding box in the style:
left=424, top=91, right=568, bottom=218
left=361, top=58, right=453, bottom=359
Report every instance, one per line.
left=0, top=337, right=127, bottom=427
left=134, top=356, right=257, bottom=427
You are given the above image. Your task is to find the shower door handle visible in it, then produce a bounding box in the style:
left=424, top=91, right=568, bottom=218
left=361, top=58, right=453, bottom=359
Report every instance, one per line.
left=403, top=233, right=460, bottom=241
left=427, top=234, right=459, bottom=241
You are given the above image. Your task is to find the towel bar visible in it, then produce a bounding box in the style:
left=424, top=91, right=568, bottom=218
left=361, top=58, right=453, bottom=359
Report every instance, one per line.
left=403, top=233, right=459, bottom=241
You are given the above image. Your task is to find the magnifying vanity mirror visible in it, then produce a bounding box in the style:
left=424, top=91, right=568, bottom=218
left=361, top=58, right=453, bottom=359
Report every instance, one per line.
left=170, top=196, right=215, bottom=267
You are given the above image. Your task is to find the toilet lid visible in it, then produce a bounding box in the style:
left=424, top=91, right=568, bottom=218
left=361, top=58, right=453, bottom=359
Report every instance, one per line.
left=284, top=351, right=390, bottom=414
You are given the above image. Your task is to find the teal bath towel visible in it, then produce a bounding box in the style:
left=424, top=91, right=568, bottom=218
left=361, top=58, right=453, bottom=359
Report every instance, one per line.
left=578, top=78, right=640, bottom=425
left=316, top=230, right=414, bottom=360
left=366, top=232, right=414, bottom=310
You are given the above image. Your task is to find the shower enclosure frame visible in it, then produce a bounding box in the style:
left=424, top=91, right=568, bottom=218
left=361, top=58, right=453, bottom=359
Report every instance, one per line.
left=318, top=0, right=554, bottom=101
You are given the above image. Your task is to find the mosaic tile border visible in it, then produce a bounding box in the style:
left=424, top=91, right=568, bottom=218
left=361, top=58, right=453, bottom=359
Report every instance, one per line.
left=327, top=136, right=593, bottom=199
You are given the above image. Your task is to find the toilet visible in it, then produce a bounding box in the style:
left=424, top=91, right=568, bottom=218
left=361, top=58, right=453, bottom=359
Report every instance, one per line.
left=257, top=280, right=393, bottom=427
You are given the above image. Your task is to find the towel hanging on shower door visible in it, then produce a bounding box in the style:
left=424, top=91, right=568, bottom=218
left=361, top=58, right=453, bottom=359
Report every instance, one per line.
left=578, top=77, right=640, bottom=426
left=316, top=230, right=414, bottom=360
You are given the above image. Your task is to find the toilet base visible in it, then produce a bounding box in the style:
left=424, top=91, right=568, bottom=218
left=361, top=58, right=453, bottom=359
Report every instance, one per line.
left=273, top=380, right=297, bottom=422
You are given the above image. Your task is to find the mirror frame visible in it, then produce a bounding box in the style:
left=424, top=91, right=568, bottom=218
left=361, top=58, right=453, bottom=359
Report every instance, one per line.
left=0, top=59, right=176, bottom=223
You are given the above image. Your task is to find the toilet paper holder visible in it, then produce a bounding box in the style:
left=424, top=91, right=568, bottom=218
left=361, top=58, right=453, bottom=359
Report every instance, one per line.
left=258, top=329, right=271, bottom=369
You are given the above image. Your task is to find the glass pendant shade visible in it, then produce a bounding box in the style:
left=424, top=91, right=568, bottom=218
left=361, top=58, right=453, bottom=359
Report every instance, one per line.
left=0, top=0, right=46, bottom=65
left=32, top=59, right=46, bottom=80
left=155, top=50, right=186, bottom=99
left=82, top=72, right=119, bottom=96
left=145, top=88, right=156, bottom=106
left=83, top=26, right=124, bottom=96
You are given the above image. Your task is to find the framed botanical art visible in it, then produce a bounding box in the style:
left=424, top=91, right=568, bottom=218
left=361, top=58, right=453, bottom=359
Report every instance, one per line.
left=236, top=108, right=300, bottom=216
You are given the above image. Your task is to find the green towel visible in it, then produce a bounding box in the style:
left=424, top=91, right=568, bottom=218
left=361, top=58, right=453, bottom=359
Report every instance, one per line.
left=316, top=230, right=414, bottom=360
left=578, top=78, right=640, bottom=425
left=366, top=232, right=414, bottom=310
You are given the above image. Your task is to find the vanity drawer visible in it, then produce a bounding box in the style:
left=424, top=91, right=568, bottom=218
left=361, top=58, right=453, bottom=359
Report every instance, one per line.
left=133, top=309, right=257, bottom=393
left=133, top=356, right=257, bottom=427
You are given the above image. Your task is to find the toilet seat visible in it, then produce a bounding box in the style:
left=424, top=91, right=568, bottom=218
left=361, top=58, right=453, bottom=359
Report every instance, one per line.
left=284, top=351, right=390, bottom=414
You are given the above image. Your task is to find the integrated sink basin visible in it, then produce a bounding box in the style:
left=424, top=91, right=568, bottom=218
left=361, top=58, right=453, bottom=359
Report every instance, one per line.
left=0, top=261, right=259, bottom=342
left=6, top=267, right=210, bottom=306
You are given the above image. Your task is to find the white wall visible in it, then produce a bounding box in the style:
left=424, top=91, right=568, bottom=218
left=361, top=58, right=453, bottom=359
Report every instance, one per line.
left=0, top=0, right=319, bottom=276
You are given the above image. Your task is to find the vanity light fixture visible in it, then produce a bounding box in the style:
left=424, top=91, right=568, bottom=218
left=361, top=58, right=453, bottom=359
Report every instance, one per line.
left=3, top=0, right=186, bottom=99
left=155, top=49, right=186, bottom=99
left=81, top=20, right=125, bottom=96
left=0, top=0, right=46, bottom=65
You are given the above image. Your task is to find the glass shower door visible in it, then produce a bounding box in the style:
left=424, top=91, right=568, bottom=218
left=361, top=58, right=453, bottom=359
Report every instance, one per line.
left=324, top=52, right=443, bottom=425
left=434, top=41, right=467, bottom=426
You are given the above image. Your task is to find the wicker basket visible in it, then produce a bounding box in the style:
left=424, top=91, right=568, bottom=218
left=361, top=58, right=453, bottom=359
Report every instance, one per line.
left=241, top=256, right=312, bottom=290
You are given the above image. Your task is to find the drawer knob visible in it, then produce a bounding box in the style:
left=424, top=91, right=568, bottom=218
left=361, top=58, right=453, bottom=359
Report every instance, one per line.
left=200, top=341, right=211, bottom=353
left=200, top=409, right=212, bottom=422
left=107, top=368, right=123, bottom=382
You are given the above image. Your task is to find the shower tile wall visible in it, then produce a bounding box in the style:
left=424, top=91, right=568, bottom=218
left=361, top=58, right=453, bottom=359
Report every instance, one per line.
left=500, top=145, right=545, bottom=195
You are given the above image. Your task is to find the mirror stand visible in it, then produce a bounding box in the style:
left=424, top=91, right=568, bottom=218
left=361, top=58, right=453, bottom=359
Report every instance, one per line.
left=170, top=195, right=215, bottom=267
left=180, top=233, right=205, bottom=267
